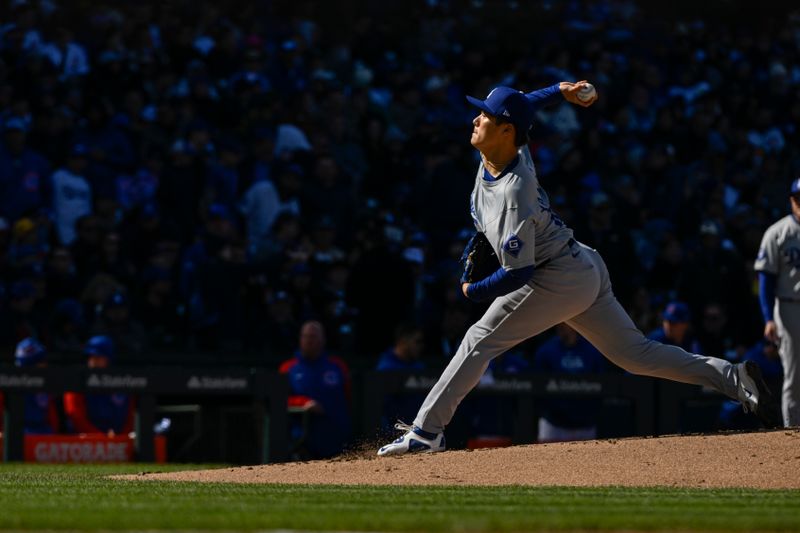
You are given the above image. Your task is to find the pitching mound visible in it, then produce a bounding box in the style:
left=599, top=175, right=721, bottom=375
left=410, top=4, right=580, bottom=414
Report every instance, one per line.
left=125, top=429, right=800, bottom=489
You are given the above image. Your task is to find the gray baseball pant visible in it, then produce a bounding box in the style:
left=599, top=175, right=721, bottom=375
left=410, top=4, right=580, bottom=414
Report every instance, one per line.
left=414, top=242, right=741, bottom=434
left=774, top=301, right=800, bottom=426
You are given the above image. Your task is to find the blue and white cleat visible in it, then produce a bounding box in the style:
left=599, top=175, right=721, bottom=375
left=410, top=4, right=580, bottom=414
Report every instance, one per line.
left=377, top=422, right=445, bottom=456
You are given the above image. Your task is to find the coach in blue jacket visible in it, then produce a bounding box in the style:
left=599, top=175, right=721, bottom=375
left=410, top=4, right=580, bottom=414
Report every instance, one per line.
left=279, top=321, right=351, bottom=458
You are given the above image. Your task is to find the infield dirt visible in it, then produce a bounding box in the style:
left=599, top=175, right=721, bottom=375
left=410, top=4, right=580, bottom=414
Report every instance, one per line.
left=125, top=429, right=800, bottom=489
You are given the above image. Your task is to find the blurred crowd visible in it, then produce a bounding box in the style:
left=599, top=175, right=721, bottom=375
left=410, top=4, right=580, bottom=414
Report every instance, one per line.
left=0, top=0, right=799, bottom=370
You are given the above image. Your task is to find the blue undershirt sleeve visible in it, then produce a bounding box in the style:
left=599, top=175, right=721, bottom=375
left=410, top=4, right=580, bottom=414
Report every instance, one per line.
left=465, top=265, right=535, bottom=302
left=759, top=271, right=777, bottom=323
left=525, top=83, right=562, bottom=112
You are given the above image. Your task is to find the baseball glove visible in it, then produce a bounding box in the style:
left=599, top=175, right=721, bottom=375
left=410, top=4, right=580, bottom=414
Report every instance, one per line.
left=460, top=232, right=499, bottom=283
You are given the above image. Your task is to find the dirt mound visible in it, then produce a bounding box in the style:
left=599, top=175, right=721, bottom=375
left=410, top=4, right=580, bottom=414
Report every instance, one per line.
left=124, top=429, right=800, bottom=489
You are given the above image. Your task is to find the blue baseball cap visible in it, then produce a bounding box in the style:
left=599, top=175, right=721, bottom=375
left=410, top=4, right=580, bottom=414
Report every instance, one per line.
left=790, top=177, right=800, bottom=196
left=85, top=335, right=115, bottom=359
left=15, top=337, right=47, bottom=367
left=663, top=301, right=690, bottom=323
left=466, top=86, right=534, bottom=133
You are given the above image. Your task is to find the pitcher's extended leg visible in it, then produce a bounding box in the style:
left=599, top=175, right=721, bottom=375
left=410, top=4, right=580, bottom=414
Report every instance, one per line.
left=567, top=248, right=738, bottom=398
left=568, top=289, right=739, bottom=397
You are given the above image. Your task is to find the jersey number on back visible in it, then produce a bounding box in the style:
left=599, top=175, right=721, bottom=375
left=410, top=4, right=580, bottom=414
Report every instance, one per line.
left=537, top=186, right=565, bottom=228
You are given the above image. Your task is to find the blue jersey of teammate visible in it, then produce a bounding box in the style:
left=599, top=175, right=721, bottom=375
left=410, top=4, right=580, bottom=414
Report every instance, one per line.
left=23, top=393, right=58, bottom=434
left=0, top=392, right=58, bottom=435
left=11, top=338, right=59, bottom=434
left=64, top=335, right=135, bottom=434
left=86, top=394, right=133, bottom=433
left=63, top=392, right=134, bottom=434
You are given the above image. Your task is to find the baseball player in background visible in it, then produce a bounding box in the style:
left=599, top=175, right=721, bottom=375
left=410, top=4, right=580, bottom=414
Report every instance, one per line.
left=755, top=178, right=800, bottom=427
left=378, top=81, right=781, bottom=456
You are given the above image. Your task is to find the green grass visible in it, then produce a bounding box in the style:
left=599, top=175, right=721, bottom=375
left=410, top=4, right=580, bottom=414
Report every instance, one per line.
left=0, top=463, right=798, bottom=531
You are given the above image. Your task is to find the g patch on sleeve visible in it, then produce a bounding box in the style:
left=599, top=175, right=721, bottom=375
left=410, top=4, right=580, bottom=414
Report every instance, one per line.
left=503, top=233, right=524, bottom=258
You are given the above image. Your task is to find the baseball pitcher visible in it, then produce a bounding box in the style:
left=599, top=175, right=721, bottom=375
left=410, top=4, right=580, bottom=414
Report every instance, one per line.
left=378, top=81, right=781, bottom=456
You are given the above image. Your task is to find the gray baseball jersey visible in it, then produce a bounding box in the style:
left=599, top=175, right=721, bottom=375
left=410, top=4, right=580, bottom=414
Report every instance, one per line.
left=470, top=146, right=573, bottom=271
left=755, top=215, right=800, bottom=426
left=755, top=215, right=800, bottom=298
left=413, top=147, right=746, bottom=435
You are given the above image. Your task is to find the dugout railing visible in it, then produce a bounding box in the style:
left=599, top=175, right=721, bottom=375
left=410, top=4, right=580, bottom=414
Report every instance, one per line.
left=0, top=366, right=289, bottom=463
left=2, top=367, right=734, bottom=462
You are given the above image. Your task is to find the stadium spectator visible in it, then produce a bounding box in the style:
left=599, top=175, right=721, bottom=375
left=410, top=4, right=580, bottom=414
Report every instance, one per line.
left=676, top=221, right=758, bottom=346
left=239, top=169, right=281, bottom=259
left=628, top=287, right=661, bottom=335
left=0, top=116, right=51, bottom=222
left=279, top=320, right=351, bottom=459
left=49, top=298, right=87, bottom=359
left=375, top=323, right=426, bottom=429
left=51, top=144, right=92, bottom=247
left=347, top=213, right=415, bottom=356
left=376, top=323, right=425, bottom=372
left=97, top=231, right=136, bottom=287
left=178, top=203, right=247, bottom=351
left=533, top=324, right=607, bottom=442
left=89, top=291, right=147, bottom=363
left=69, top=214, right=104, bottom=281
left=434, top=298, right=474, bottom=358
left=575, top=191, right=639, bottom=305
left=0, top=338, right=60, bottom=434
left=463, top=350, right=532, bottom=447
left=251, top=289, right=298, bottom=361
left=63, top=335, right=135, bottom=435
left=45, top=246, right=81, bottom=304
left=695, top=302, right=743, bottom=362
left=647, top=301, right=701, bottom=353
left=136, top=266, right=183, bottom=352
left=7, top=216, right=49, bottom=276
left=0, top=280, right=46, bottom=358
left=120, top=203, right=165, bottom=271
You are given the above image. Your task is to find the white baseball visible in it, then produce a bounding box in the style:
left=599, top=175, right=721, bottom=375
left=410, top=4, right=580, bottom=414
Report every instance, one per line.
left=577, top=83, right=596, bottom=102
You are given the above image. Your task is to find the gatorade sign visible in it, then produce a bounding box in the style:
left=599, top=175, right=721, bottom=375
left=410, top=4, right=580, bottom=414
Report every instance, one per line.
left=30, top=438, right=132, bottom=462
left=20, top=435, right=166, bottom=463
